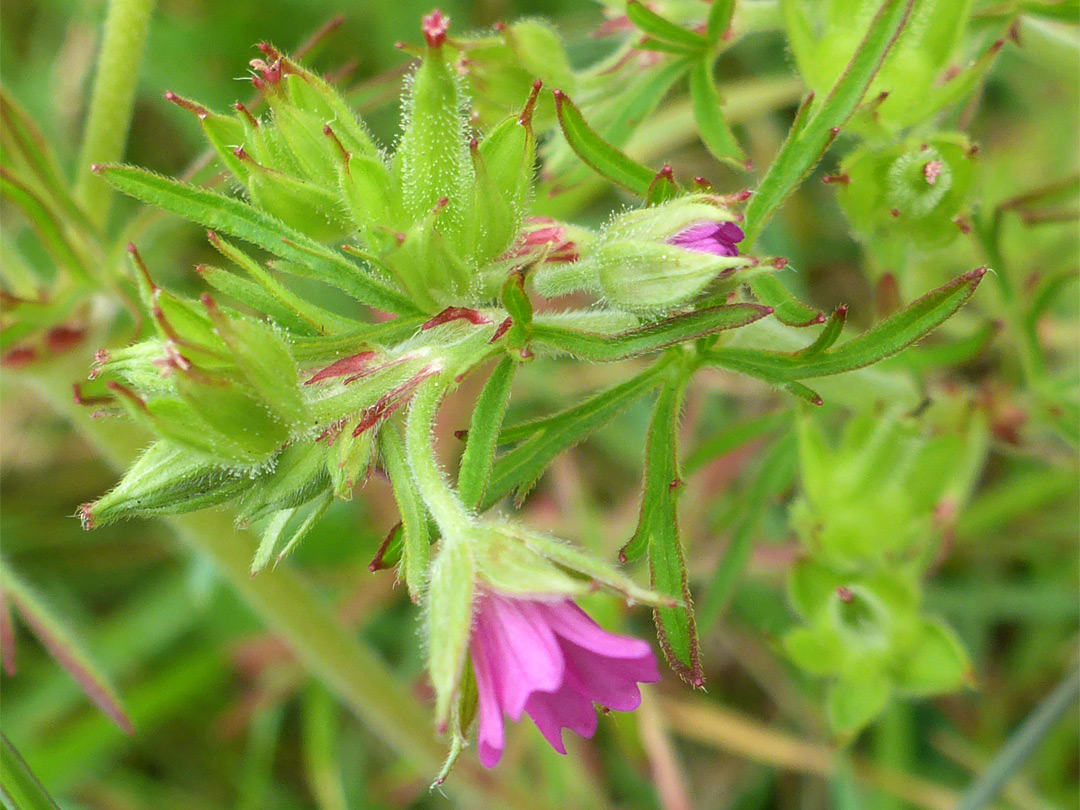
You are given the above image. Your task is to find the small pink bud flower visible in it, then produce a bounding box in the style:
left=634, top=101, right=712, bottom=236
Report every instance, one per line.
left=469, top=591, right=660, bottom=768
left=668, top=221, right=745, bottom=258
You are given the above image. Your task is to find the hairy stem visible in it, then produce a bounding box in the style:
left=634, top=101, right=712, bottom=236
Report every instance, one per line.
left=75, top=0, right=158, bottom=230
left=405, top=376, right=473, bottom=536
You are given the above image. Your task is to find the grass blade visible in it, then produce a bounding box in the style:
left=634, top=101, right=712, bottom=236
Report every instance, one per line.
left=955, top=666, right=1080, bottom=810
left=1, top=733, right=61, bottom=810
left=0, top=559, right=133, bottom=735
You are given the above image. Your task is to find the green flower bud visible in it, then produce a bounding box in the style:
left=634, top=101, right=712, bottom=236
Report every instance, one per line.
left=426, top=534, right=476, bottom=730
left=202, top=294, right=307, bottom=426
left=393, top=10, right=472, bottom=251
left=837, top=134, right=975, bottom=248
left=339, top=153, right=399, bottom=245
left=455, top=20, right=575, bottom=129
left=327, top=428, right=378, bottom=499
left=171, top=365, right=291, bottom=465
left=234, top=146, right=352, bottom=241
left=537, top=196, right=749, bottom=311
left=386, top=199, right=473, bottom=311
left=263, top=101, right=341, bottom=188
left=235, top=441, right=330, bottom=524
left=81, top=441, right=248, bottom=528
left=595, top=241, right=748, bottom=313
left=785, top=0, right=986, bottom=134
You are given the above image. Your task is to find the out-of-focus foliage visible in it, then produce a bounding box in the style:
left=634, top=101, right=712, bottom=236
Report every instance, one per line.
left=1, top=0, right=1077, bottom=808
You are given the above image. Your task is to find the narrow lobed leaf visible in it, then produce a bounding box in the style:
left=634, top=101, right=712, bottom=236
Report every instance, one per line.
left=532, top=303, right=771, bottom=362
left=95, top=165, right=418, bottom=315
left=689, top=57, right=747, bottom=168
left=707, top=268, right=985, bottom=382
left=458, top=356, right=517, bottom=509
left=553, top=91, right=656, bottom=196
left=626, top=1, right=708, bottom=51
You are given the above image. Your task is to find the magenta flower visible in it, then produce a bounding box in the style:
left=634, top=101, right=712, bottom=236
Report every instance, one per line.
left=468, top=591, right=660, bottom=767
left=669, top=221, right=745, bottom=257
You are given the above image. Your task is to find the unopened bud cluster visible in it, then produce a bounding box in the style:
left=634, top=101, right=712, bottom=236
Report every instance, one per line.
left=781, top=408, right=976, bottom=734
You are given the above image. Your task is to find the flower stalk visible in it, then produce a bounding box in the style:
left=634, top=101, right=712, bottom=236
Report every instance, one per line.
left=75, top=0, right=158, bottom=229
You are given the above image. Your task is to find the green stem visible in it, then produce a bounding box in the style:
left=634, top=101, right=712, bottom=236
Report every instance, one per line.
left=405, top=377, right=474, bottom=535
left=75, top=0, right=158, bottom=230
left=20, top=354, right=545, bottom=810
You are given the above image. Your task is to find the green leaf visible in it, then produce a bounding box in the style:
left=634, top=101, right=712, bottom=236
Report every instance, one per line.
left=638, top=377, right=703, bottom=685
left=828, top=675, right=891, bottom=736
left=796, top=304, right=848, bottom=358
left=207, top=233, right=355, bottom=335
left=0, top=169, right=93, bottom=283
left=95, top=165, right=418, bottom=315
left=689, top=57, right=746, bottom=168
left=626, top=1, right=708, bottom=51
left=274, top=492, right=333, bottom=565
left=196, top=264, right=319, bottom=336
left=553, top=91, right=656, bottom=196
left=458, top=357, right=517, bottom=509
left=0, top=89, right=89, bottom=233
left=894, top=619, right=970, bottom=696
left=0, top=560, right=133, bottom=735
left=744, top=0, right=915, bottom=244
left=483, top=362, right=669, bottom=508
left=507, top=526, right=673, bottom=607
left=787, top=558, right=847, bottom=619
left=706, top=0, right=736, bottom=43
left=884, top=320, right=998, bottom=372
left=602, top=58, right=693, bottom=160
left=251, top=509, right=295, bottom=576
left=379, top=425, right=431, bottom=602
left=743, top=0, right=914, bottom=320
left=533, top=304, right=771, bottom=362
left=236, top=442, right=329, bottom=525
left=706, top=269, right=984, bottom=382
left=201, top=299, right=307, bottom=426
left=1, top=733, right=61, bottom=810
left=782, top=623, right=845, bottom=677
left=748, top=275, right=823, bottom=328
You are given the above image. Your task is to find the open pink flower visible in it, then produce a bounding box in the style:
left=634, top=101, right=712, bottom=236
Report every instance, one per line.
left=468, top=591, right=660, bottom=767
left=669, top=221, right=744, bottom=257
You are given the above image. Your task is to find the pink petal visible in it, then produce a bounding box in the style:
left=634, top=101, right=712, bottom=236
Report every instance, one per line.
left=538, top=600, right=654, bottom=660
left=670, top=222, right=722, bottom=244
left=470, top=635, right=506, bottom=768
left=715, top=222, right=745, bottom=243
left=473, top=594, right=564, bottom=720
left=524, top=678, right=599, bottom=754
left=560, top=640, right=658, bottom=711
